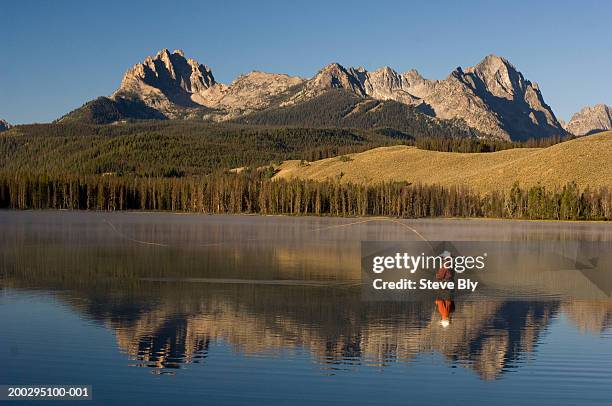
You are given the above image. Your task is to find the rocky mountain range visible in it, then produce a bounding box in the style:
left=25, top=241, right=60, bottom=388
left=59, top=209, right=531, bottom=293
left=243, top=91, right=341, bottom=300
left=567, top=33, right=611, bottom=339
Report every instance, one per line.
left=285, top=55, right=564, bottom=140
left=109, top=49, right=304, bottom=121
left=60, top=49, right=569, bottom=140
left=0, top=119, right=11, bottom=132
left=565, top=104, right=612, bottom=136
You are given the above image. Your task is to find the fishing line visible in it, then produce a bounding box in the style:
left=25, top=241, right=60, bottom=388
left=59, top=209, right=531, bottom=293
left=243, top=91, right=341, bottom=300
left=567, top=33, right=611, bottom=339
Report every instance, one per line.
left=103, top=218, right=170, bottom=247
left=103, top=215, right=431, bottom=288
left=103, top=216, right=433, bottom=249
left=311, top=217, right=433, bottom=249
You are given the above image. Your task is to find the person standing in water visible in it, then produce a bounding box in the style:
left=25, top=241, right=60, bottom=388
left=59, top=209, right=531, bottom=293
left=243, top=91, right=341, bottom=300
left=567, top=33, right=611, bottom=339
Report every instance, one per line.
left=435, top=250, right=454, bottom=282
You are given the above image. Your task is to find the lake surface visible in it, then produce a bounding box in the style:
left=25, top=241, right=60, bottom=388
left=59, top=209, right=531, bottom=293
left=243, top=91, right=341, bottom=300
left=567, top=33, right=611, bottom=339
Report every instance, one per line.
left=1, top=211, right=611, bottom=405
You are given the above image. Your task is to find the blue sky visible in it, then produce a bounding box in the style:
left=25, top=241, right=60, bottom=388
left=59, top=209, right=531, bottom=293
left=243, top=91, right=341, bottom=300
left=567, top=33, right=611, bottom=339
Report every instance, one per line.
left=1, top=0, right=611, bottom=124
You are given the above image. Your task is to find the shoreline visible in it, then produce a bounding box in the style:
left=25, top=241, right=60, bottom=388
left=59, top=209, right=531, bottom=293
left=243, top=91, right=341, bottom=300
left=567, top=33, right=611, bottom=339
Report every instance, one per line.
left=1, top=208, right=611, bottom=224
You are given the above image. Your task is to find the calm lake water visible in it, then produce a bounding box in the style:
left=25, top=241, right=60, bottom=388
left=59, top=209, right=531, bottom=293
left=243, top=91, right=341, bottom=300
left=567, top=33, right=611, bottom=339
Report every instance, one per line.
left=1, top=211, right=611, bottom=405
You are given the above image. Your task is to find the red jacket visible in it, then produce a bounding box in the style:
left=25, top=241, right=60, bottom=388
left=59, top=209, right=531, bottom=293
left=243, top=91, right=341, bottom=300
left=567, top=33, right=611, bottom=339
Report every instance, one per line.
left=436, top=264, right=454, bottom=281
left=435, top=299, right=455, bottom=320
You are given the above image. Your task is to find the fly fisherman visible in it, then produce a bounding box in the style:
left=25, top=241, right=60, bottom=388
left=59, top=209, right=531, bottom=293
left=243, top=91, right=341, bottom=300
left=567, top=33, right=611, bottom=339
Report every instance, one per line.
left=435, top=250, right=454, bottom=282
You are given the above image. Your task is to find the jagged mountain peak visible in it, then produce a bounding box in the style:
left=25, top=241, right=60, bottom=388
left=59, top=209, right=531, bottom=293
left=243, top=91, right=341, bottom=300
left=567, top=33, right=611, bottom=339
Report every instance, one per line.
left=473, top=54, right=515, bottom=70
left=232, top=70, right=301, bottom=83
left=103, top=49, right=310, bottom=120
left=464, top=54, right=529, bottom=99
left=312, top=62, right=352, bottom=80
left=372, top=66, right=400, bottom=76
left=319, top=62, right=347, bottom=72
left=365, top=66, right=405, bottom=91
left=566, top=103, right=612, bottom=136
left=466, top=55, right=520, bottom=84
left=468, top=54, right=516, bottom=78
left=307, top=62, right=365, bottom=95
left=294, top=56, right=563, bottom=139
left=402, top=69, right=426, bottom=84
left=61, top=50, right=566, bottom=140
left=118, top=49, right=216, bottom=98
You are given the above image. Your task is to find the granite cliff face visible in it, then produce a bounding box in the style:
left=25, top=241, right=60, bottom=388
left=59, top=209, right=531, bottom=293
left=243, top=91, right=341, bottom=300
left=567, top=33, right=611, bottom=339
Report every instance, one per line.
left=200, top=71, right=304, bottom=119
left=289, top=55, right=564, bottom=140
left=113, top=48, right=218, bottom=118
left=0, top=119, right=11, bottom=132
left=287, top=64, right=419, bottom=106
left=62, top=49, right=566, bottom=140
left=113, top=49, right=304, bottom=120
left=565, top=104, right=612, bottom=136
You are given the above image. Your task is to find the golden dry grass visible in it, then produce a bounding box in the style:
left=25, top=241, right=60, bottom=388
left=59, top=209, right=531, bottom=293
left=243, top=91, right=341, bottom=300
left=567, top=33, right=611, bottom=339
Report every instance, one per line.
left=274, top=131, right=612, bottom=193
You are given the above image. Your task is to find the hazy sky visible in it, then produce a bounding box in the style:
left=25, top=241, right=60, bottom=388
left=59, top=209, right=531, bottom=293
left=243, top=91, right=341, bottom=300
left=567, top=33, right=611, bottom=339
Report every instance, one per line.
left=2, top=0, right=611, bottom=124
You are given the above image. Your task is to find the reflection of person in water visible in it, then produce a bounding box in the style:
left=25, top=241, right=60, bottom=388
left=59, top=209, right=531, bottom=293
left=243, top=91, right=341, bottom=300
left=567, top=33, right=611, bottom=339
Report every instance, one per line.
left=435, top=251, right=455, bottom=327
left=435, top=298, right=455, bottom=328
left=435, top=250, right=454, bottom=282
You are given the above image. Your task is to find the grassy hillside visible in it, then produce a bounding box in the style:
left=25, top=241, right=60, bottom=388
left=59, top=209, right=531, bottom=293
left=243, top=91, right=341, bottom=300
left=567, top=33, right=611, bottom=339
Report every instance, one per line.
left=0, top=121, right=406, bottom=177
left=275, top=131, right=612, bottom=192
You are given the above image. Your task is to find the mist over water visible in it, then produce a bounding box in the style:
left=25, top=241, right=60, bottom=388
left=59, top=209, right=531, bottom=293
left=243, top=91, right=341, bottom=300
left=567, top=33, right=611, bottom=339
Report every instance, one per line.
left=1, top=212, right=611, bottom=405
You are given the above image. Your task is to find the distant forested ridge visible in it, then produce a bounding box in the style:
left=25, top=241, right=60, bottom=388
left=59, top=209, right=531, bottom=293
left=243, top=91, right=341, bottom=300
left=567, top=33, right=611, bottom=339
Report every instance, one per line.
left=57, top=97, right=167, bottom=124
left=0, top=122, right=407, bottom=177
left=60, top=88, right=489, bottom=142
left=1, top=119, right=604, bottom=220
left=0, top=120, right=556, bottom=183
left=1, top=171, right=609, bottom=221
left=234, top=89, right=484, bottom=139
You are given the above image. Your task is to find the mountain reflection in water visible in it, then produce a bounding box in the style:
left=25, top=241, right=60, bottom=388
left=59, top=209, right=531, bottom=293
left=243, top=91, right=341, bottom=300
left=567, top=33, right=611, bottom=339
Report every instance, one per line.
left=1, top=211, right=612, bottom=384
left=76, top=284, right=566, bottom=381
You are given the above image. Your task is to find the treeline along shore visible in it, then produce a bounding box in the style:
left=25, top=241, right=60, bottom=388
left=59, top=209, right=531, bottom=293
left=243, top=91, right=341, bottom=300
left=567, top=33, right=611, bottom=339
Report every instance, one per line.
left=1, top=171, right=610, bottom=221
